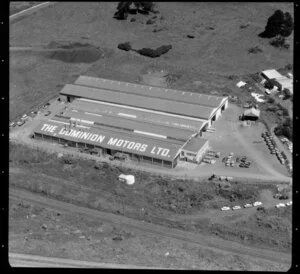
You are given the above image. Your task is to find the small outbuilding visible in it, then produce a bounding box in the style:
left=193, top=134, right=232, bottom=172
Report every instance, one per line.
left=180, top=138, right=209, bottom=163
left=261, top=69, right=283, bottom=80
left=242, top=107, right=260, bottom=121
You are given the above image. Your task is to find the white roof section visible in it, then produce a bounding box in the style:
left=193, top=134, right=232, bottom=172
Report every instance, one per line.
left=244, top=107, right=260, bottom=117
left=261, top=69, right=283, bottom=80
left=236, top=81, right=247, bottom=88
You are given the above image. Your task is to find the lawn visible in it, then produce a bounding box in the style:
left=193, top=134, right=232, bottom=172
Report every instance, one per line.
left=9, top=2, right=293, bottom=120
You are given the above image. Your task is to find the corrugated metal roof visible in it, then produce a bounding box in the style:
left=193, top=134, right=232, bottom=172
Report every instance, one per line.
left=34, top=121, right=182, bottom=161
left=75, top=76, right=225, bottom=108
left=70, top=99, right=206, bottom=132
left=181, top=137, right=208, bottom=153
left=62, top=109, right=193, bottom=142
left=244, top=107, right=260, bottom=117
left=60, top=84, right=215, bottom=120
left=261, top=69, right=283, bottom=80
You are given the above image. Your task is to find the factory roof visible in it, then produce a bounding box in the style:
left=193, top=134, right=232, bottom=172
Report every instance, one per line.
left=34, top=121, right=183, bottom=161
left=60, top=84, right=215, bottom=120
left=70, top=99, right=206, bottom=132
left=181, top=137, right=208, bottom=153
left=75, top=76, right=226, bottom=108
left=61, top=109, right=194, bottom=142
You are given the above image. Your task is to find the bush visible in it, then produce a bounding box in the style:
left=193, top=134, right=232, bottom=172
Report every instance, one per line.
left=146, top=19, right=155, bottom=25
left=267, top=97, right=275, bottom=104
left=269, top=36, right=289, bottom=49
left=264, top=81, right=274, bottom=90
left=136, top=45, right=172, bottom=58
left=259, top=10, right=294, bottom=38
left=248, top=46, right=263, bottom=54
left=117, top=41, right=132, bottom=51
left=285, top=64, right=292, bottom=70
left=282, top=88, right=292, bottom=100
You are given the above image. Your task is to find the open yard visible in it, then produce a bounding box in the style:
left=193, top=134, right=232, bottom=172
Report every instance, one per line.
left=10, top=2, right=293, bottom=121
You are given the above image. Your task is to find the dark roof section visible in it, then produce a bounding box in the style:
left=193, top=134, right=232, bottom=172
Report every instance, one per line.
left=75, top=76, right=225, bottom=108
left=70, top=99, right=206, bottom=132
left=181, top=137, right=208, bottom=153
left=60, top=84, right=215, bottom=120
left=34, top=121, right=182, bottom=161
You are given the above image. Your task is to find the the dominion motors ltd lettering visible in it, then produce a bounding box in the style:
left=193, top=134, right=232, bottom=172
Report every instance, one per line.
left=40, top=123, right=171, bottom=157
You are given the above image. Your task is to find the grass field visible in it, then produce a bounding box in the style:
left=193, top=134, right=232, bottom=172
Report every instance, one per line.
left=9, top=198, right=289, bottom=270
left=9, top=2, right=43, bottom=16
left=9, top=2, right=293, bottom=121
left=9, top=142, right=291, bottom=253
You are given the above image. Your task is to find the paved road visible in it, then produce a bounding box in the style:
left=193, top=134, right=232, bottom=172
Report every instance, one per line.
left=9, top=188, right=291, bottom=265
left=9, top=253, right=163, bottom=269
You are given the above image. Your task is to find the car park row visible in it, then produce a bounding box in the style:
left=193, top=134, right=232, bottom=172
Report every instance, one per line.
left=261, top=131, right=286, bottom=165
left=9, top=103, right=51, bottom=129
left=222, top=153, right=251, bottom=168
left=280, top=137, right=293, bottom=153
left=221, top=200, right=292, bottom=211
left=221, top=201, right=262, bottom=211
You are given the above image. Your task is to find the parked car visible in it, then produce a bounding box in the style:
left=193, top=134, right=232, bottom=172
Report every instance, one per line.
left=286, top=201, right=292, bottom=206
left=17, top=120, right=25, bottom=126
left=244, top=203, right=253, bottom=208
left=44, top=111, right=51, bottom=116
left=9, top=122, right=16, bottom=127
left=253, top=201, right=262, bottom=207
left=221, top=206, right=231, bottom=211
left=275, top=203, right=286, bottom=208
left=232, top=206, right=241, bottom=210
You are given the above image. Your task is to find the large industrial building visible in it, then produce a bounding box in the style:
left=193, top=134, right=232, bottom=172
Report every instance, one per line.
left=33, top=76, right=228, bottom=168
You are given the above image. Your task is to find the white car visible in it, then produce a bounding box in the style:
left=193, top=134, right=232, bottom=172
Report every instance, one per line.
left=232, top=206, right=241, bottom=210
left=286, top=201, right=292, bottom=206
left=244, top=203, right=253, bottom=208
left=276, top=203, right=286, bottom=208
left=21, top=114, right=28, bottom=119
left=221, top=206, right=231, bottom=211
left=253, top=201, right=262, bottom=207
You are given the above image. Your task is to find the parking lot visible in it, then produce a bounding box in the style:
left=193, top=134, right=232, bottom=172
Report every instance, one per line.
left=198, top=103, right=290, bottom=179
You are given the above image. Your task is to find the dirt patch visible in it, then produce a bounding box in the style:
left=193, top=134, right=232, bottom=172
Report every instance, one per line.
left=44, top=41, right=103, bottom=63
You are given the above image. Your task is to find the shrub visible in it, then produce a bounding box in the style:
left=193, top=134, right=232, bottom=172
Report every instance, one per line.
left=282, top=88, right=292, bottom=100
left=259, top=10, right=294, bottom=38
left=264, top=81, right=274, bottom=90
left=285, top=64, right=292, bottom=70
left=146, top=19, right=155, bottom=25
left=117, top=41, right=132, bottom=51
left=269, top=36, right=289, bottom=49
left=248, top=46, right=263, bottom=54
left=240, top=23, right=250, bottom=29
left=136, top=45, right=172, bottom=58
left=267, top=97, right=275, bottom=104
left=130, top=18, right=136, bottom=22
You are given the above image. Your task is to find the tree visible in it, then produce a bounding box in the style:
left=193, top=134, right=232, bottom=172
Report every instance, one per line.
left=113, top=2, right=156, bottom=19
left=259, top=10, right=294, bottom=38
